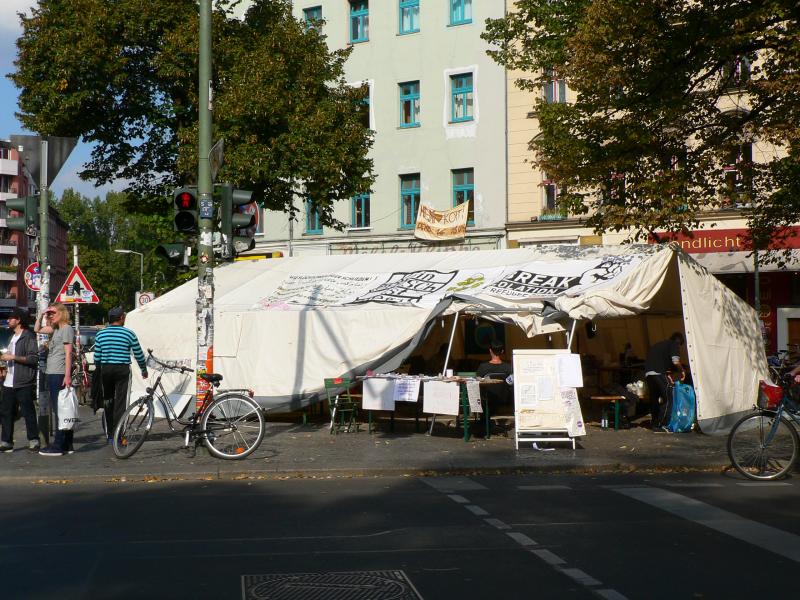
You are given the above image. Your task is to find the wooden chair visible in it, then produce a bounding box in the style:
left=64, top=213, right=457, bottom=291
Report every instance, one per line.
left=324, top=378, right=359, bottom=434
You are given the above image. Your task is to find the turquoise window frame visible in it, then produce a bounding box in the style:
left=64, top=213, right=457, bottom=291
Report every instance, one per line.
left=349, top=1, right=369, bottom=43
left=450, top=73, right=474, bottom=123
left=351, top=194, right=370, bottom=228
left=400, top=174, right=421, bottom=229
left=452, top=168, right=474, bottom=225
left=306, top=200, right=322, bottom=234
left=450, top=0, right=472, bottom=26
left=303, top=6, right=322, bottom=27
left=399, top=0, right=420, bottom=34
left=399, top=81, right=420, bottom=128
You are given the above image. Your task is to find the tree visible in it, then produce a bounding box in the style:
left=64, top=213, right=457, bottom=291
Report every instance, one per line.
left=483, top=1, right=800, bottom=249
left=54, top=189, right=189, bottom=323
left=11, top=0, right=373, bottom=225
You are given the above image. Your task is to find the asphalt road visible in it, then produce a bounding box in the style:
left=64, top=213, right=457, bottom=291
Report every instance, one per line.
left=1, top=472, right=798, bottom=599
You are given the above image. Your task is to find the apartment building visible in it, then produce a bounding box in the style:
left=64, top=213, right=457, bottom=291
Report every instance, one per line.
left=256, top=1, right=508, bottom=256
left=0, top=139, right=68, bottom=316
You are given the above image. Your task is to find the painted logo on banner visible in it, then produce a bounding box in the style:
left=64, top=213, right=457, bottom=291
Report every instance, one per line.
left=351, top=270, right=457, bottom=305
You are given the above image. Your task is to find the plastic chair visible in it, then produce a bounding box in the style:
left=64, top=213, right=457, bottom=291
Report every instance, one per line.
left=324, top=378, right=359, bottom=434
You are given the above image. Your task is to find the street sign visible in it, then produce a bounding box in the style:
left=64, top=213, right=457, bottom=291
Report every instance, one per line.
left=24, top=262, right=42, bottom=292
left=136, top=291, right=156, bottom=307
left=10, top=135, right=77, bottom=187
left=56, top=266, right=99, bottom=304
left=209, top=138, right=224, bottom=182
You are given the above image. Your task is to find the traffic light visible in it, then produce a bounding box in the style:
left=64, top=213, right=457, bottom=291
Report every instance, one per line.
left=217, top=184, right=256, bottom=259
left=6, top=195, right=39, bottom=235
left=173, top=187, right=198, bottom=233
left=155, top=243, right=191, bottom=268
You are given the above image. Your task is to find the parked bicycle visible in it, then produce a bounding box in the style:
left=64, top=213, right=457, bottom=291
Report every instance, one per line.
left=727, top=366, right=800, bottom=480
left=112, top=350, right=266, bottom=460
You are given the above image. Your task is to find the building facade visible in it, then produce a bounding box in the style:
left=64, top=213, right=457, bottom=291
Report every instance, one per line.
left=255, top=1, right=508, bottom=256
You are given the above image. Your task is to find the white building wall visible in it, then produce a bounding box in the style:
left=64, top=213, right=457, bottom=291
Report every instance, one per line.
left=258, top=1, right=507, bottom=255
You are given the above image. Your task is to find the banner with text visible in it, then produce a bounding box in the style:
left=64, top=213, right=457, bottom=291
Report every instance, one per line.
left=414, top=203, right=469, bottom=241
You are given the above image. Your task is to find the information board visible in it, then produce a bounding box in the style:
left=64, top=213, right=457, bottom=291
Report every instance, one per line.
left=512, top=349, right=586, bottom=449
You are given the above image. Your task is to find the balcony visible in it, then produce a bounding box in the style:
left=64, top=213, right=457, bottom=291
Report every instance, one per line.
left=0, top=271, right=16, bottom=282
left=0, top=158, right=18, bottom=176
left=0, top=243, right=17, bottom=254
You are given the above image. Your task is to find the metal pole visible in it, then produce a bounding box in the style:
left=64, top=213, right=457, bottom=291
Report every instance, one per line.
left=195, top=0, right=215, bottom=413
left=138, top=252, right=143, bottom=293
left=73, top=245, right=80, bottom=352
left=442, top=311, right=460, bottom=376
left=36, top=139, right=50, bottom=446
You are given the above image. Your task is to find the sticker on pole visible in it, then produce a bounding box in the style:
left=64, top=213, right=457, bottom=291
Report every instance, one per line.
left=24, top=262, right=42, bottom=292
left=56, top=266, right=99, bottom=304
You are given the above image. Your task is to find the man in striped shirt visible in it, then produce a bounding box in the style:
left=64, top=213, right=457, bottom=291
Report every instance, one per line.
left=94, top=306, right=148, bottom=440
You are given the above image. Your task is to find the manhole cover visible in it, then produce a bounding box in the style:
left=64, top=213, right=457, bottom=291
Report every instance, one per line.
left=242, top=570, right=422, bottom=600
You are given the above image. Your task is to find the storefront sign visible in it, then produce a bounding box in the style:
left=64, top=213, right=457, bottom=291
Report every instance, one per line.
left=653, top=227, right=800, bottom=253
left=329, top=234, right=500, bottom=255
left=414, top=203, right=469, bottom=241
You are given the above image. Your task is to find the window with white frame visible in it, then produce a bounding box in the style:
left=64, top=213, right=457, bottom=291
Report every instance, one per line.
left=450, top=73, right=473, bottom=122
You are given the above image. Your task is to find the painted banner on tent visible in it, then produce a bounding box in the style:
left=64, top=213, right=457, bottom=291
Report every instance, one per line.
left=256, top=254, right=641, bottom=309
left=414, top=203, right=469, bottom=241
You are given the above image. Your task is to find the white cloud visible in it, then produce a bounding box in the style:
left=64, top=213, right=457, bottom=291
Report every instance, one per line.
left=0, top=1, right=33, bottom=35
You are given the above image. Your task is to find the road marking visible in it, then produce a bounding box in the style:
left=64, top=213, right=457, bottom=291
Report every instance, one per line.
left=446, top=494, right=469, bottom=503
left=736, top=482, right=793, bottom=487
left=421, top=477, right=486, bottom=492
left=530, top=548, right=565, bottom=565
left=506, top=532, right=537, bottom=546
left=484, top=518, right=511, bottom=530
left=517, top=485, right=572, bottom=491
left=662, top=483, right=724, bottom=488
left=596, top=588, right=629, bottom=600
left=465, top=504, right=489, bottom=516
left=559, top=567, right=601, bottom=587
left=611, top=486, right=800, bottom=563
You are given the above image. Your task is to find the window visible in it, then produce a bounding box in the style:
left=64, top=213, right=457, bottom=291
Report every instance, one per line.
left=399, top=0, right=419, bottom=34
left=349, top=1, right=369, bottom=43
left=450, top=0, right=472, bottom=26
left=303, top=6, right=322, bottom=27
left=452, top=168, right=474, bottom=225
left=352, top=193, right=370, bottom=228
left=399, top=81, right=420, bottom=127
left=543, top=68, right=566, bottom=104
left=604, top=171, right=627, bottom=205
left=722, top=56, right=752, bottom=88
left=400, top=174, right=421, bottom=228
left=306, top=200, right=322, bottom=234
left=0, top=175, right=9, bottom=194
left=355, top=83, right=371, bottom=129
left=450, top=73, right=473, bottom=122
left=723, top=143, right=753, bottom=200
left=542, top=176, right=559, bottom=211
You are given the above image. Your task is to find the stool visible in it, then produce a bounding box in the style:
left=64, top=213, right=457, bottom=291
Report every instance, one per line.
left=589, top=396, right=625, bottom=431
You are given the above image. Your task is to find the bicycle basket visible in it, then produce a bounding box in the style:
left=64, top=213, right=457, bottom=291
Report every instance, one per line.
left=758, top=380, right=783, bottom=410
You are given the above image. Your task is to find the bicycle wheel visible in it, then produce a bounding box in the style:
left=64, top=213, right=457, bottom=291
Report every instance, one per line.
left=112, top=397, right=154, bottom=459
left=201, top=393, right=265, bottom=460
left=728, top=411, right=799, bottom=480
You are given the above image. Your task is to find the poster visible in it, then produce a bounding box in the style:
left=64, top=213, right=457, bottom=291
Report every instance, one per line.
left=561, top=388, right=587, bottom=437
left=362, top=378, right=395, bottom=411
left=557, top=354, right=584, bottom=388
left=466, top=381, right=483, bottom=413
left=414, top=203, right=469, bottom=241
left=423, top=381, right=460, bottom=416
left=393, top=378, right=421, bottom=403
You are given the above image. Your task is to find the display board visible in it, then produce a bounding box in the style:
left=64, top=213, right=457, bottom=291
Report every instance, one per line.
left=512, top=349, right=587, bottom=449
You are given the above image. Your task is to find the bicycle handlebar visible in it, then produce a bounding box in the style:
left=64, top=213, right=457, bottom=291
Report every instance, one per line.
left=146, top=349, right=194, bottom=374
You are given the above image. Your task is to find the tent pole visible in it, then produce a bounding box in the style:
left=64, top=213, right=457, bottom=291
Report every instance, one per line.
left=443, top=311, right=461, bottom=375
left=567, top=319, right=577, bottom=351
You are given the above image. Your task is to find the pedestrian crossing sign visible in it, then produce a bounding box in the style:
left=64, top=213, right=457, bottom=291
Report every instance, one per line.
left=56, top=266, right=99, bottom=304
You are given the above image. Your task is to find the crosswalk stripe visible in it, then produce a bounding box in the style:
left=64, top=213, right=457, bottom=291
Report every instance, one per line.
left=517, top=485, right=572, bottom=491
left=611, top=486, right=800, bottom=563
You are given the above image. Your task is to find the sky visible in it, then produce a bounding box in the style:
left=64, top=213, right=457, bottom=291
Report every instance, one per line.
left=0, top=1, right=120, bottom=199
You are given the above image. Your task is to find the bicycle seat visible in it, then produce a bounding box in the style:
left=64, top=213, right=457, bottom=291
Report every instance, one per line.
left=200, top=373, right=224, bottom=384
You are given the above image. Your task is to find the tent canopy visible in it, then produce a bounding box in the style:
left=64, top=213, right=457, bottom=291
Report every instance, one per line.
left=126, top=243, right=767, bottom=434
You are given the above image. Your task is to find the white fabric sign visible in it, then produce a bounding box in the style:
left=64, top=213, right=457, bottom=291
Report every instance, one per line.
left=393, top=378, right=421, bottom=403
left=423, top=381, right=460, bottom=416
left=362, top=379, right=395, bottom=411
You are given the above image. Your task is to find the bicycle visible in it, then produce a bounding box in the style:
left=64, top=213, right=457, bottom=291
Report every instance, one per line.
left=112, top=351, right=266, bottom=460
left=727, top=370, right=800, bottom=481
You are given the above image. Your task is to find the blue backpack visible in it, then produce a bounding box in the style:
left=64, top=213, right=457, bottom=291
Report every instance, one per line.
left=666, top=382, right=696, bottom=433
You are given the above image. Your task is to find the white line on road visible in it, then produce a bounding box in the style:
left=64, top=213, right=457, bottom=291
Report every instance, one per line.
left=662, top=483, right=724, bottom=488
left=421, top=477, right=486, bottom=492
left=596, top=588, right=630, bottom=600
left=465, top=504, right=489, bottom=516
left=611, top=486, right=800, bottom=563
left=506, top=532, right=537, bottom=546
left=447, top=494, right=469, bottom=503
left=530, top=548, right=565, bottom=565
left=736, top=482, right=793, bottom=487
left=559, top=567, right=601, bottom=587
left=484, top=518, right=511, bottom=530
left=517, top=485, right=572, bottom=491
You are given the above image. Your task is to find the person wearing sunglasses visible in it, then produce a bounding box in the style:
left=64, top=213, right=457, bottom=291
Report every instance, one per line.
left=34, top=303, right=75, bottom=456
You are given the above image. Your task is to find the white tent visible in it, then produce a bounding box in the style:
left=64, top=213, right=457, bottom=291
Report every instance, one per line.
left=126, top=243, right=767, bottom=434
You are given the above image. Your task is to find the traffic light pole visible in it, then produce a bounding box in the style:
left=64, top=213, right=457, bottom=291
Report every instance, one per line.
left=37, top=139, right=51, bottom=446
left=195, top=0, right=215, bottom=413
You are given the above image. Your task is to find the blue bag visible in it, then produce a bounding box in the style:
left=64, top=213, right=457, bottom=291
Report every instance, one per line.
left=666, top=381, right=696, bottom=433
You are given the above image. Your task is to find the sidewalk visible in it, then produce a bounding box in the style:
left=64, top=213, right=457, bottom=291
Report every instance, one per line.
left=0, top=406, right=733, bottom=484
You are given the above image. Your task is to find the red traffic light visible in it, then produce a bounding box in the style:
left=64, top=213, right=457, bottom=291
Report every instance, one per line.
left=175, top=190, right=197, bottom=210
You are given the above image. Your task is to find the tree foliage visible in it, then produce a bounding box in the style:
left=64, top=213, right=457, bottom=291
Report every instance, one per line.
left=11, top=0, right=373, bottom=225
left=484, top=1, right=800, bottom=247
left=54, top=189, right=191, bottom=323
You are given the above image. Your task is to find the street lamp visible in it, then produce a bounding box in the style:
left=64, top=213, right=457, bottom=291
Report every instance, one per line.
left=115, top=249, right=144, bottom=292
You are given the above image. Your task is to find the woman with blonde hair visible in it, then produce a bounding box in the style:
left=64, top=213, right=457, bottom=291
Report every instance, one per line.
left=34, top=302, right=75, bottom=456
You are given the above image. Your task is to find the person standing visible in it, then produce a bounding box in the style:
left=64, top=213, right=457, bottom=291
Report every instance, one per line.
left=94, top=306, right=148, bottom=441
left=0, top=308, right=40, bottom=452
left=34, top=303, right=75, bottom=456
left=644, top=332, right=685, bottom=431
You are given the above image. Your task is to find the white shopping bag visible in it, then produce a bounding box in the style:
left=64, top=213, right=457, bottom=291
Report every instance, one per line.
left=57, top=387, right=80, bottom=431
